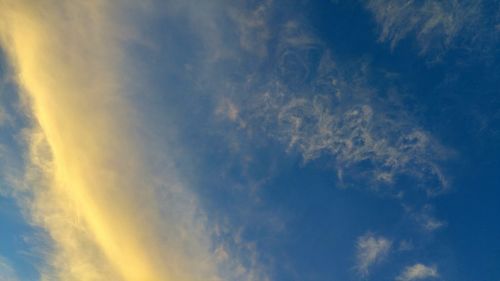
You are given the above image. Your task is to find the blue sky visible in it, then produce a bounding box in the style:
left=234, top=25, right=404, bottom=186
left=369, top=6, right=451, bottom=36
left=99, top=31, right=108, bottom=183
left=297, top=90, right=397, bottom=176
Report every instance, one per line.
left=0, top=1, right=499, bottom=281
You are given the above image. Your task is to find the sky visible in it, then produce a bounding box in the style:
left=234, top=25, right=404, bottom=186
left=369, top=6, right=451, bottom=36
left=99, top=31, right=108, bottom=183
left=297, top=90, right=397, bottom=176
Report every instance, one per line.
left=0, top=0, right=499, bottom=281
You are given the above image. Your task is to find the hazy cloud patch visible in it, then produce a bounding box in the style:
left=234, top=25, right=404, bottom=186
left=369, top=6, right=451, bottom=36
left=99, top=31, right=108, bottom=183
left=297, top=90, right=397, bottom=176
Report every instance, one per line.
left=406, top=205, right=446, bottom=232
left=355, top=232, right=392, bottom=276
left=0, top=256, right=18, bottom=281
left=397, top=263, right=439, bottom=281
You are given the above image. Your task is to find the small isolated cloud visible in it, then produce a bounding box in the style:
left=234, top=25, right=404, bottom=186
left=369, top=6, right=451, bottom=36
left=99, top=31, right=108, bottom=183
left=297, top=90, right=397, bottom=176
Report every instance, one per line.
left=355, top=233, right=392, bottom=276
left=420, top=216, right=445, bottom=232
left=407, top=205, right=446, bottom=232
left=397, top=263, right=439, bottom=281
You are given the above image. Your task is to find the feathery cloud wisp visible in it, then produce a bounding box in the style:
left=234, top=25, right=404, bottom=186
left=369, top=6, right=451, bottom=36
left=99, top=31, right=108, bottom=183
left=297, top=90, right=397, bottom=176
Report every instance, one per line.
left=355, top=233, right=392, bottom=276
left=0, top=256, right=18, bottom=281
left=365, top=0, right=481, bottom=53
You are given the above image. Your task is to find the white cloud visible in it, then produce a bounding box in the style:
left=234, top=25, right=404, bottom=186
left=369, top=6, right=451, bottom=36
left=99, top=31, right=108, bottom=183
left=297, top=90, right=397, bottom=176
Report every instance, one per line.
left=239, top=52, right=451, bottom=195
left=355, top=233, right=392, bottom=276
left=204, top=4, right=453, bottom=196
left=154, top=0, right=452, bottom=198
left=365, top=0, right=481, bottom=53
left=397, top=263, right=439, bottom=281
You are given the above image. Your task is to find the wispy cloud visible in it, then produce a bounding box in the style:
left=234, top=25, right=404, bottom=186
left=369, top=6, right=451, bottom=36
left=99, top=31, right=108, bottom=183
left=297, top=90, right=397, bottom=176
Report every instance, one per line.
left=0, top=256, right=18, bottom=281
left=228, top=0, right=273, bottom=57
left=406, top=205, right=446, bottom=232
left=355, top=233, right=392, bottom=276
left=197, top=2, right=454, bottom=197
left=364, top=0, right=481, bottom=54
left=140, top=0, right=454, bottom=200
left=0, top=1, right=249, bottom=280
left=234, top=52, right=451, bottom=195
left=396, top=263, right=439, bottom=281
left=0, top=1, right=467, bottom=281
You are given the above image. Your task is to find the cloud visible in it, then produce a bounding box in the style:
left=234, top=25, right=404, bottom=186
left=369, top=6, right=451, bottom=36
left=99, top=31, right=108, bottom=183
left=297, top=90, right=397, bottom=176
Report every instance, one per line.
left=355, top=233, right=392, bottom=276
left=418, top=214, right=445, bottom=232
left=131, top=3, right=454, bottom=278
left=0, top=66, right=22, bottom=133
left=396, top=263, right=439, bottom=281
left=0, top=1, right=253, bottom=280
left=0, top=1, right=459, bottom=281
left=406, top=205, right=446, bottom=232
left=214, top=226, right=270, bottom=281
left=0, top=256, right=19, bottom=281
left=233, top=49, right=451, bottom=195
left=228, top=0, right=273, bottom=57
left=189, top=1, right=454, bottom=197
left=364, top=0, right=481, bottom=54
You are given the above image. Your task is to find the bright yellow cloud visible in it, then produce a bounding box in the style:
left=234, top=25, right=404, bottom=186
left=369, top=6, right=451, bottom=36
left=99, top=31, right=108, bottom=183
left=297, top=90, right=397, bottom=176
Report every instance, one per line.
left=0, top=1, right=220, bottom=280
